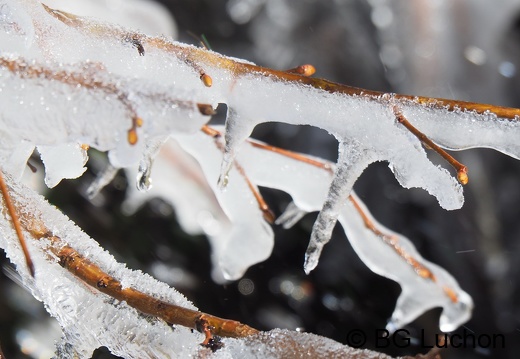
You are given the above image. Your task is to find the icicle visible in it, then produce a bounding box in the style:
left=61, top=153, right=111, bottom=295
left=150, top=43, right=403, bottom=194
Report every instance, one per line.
left=304, top=140, right=375, bottom=274
left=85, top=163, right=118, bottom=200
left=136, top=136, right=169, bottom=192
left=218, top=107, right=254, bottom=189
left=275, top=201, right=306, bottom=229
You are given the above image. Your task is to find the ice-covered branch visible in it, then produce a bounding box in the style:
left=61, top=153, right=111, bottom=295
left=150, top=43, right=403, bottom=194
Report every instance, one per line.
left=4, top=0, right=520, bottom=263
left=2, top=0, right=520, bottom=356
left=161, top=127, right=472, bottom=332
left=0, top=169, right=409, bottom=359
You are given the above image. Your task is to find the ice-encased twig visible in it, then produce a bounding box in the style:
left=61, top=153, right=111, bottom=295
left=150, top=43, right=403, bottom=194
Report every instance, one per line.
left=0, top=170, right=257, bottom=357
left=131, top=127, right=472, bottom=332
left=238, top=136, right=473, bottom=332
left=4, top=0, right=520, bottom=259
left=4, top=0, right=520, bottom=346
left=1, top=168, right=408, bottom=358
left=0, top=170, right=34, bottom=276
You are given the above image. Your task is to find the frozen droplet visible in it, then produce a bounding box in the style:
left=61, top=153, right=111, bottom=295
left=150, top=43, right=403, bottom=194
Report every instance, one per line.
left=217, top=173, right=229, bottom=189
left=136, top=162, right=152, bottom=191
left=136, top=137, right=169, bottom=192
left=304, top=240, right=323, bottom=275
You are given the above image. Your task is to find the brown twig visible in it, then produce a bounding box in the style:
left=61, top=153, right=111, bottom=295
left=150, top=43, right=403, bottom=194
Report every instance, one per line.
left=0, top=57, right=213, bottom=146
left=201, top=126, right=275, bottom=223
left=248, top=140, right=333, bottom=173
left=349, top=195, right=437, bottom=282
left=17, top=221, right=259, bottom=340
left=393, top=106, right=468, bottom=185
left=41, top=4, right=487, bottom=185
left=349, top=195, right=459, bottom=304
left=43, top=3, right=520, bottom=122
left=219, top=130, right=460, bottom=304
left=0, top=170, right=34, bottom=276
left=0, top=171, right=257, bottom=342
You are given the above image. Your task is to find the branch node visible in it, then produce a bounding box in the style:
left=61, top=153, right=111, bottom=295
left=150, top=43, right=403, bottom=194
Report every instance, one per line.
left=196, top=316, right=224, bottom=352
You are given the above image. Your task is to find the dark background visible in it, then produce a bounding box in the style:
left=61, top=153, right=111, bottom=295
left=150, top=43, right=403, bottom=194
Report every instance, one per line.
left=2, top=1, right=520, bottom=358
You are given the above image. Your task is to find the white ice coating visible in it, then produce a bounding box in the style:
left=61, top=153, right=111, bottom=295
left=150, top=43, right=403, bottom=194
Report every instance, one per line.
left=230, top=129, right=473, bottom=332
left=126, top=134, right=275, bottom=283
left=37, top=143, right=88, bottom=188
left=173, top=133, right=274, bottom=281
left=1, top=171, right=392, bottom=358
left=128, top=128, right=473, bottom=333
left=3, top=0, right=520, bottom=356
left=0, top=172, right=203, bottom=358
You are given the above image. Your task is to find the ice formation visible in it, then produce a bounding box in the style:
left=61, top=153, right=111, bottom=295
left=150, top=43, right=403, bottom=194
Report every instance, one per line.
left=2, top=171, right=390, bottom=358
left=136, top=127, right=473, bottom=333
left=0, top=172, right=202, bottom=358
left=2, top=0, right=520, bottom=357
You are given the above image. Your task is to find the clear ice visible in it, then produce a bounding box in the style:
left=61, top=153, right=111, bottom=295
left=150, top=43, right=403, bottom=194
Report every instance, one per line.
left=4, top=0, right=520, bottom=357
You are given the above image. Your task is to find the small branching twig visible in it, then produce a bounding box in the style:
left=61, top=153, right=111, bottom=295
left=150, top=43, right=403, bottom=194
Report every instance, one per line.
left=200, top=128, right=462, bottom=305
left=392, top=106, right=468, bottom=185
left=0, top=57, right=214, bottom=146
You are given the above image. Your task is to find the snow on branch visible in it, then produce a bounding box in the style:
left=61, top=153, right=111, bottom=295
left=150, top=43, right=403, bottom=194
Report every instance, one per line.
left=1, top=0, right=520, bottom=357
left=1, top=170, right=408, bottom=358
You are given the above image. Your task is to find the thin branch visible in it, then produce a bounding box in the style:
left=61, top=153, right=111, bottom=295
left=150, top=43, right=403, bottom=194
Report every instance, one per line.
left=221, top=129, right=461, bottom=304
left=0, top=170, right=34, bottom=276
left=43, top=4, right=520, bottom=121
left=0, top=169, right=257, bottom=342
left=393, top=106, right=468, bottom=185
left=0, top=56, right=213, bottom=145
left=201, top=126, right=275, bottom=223
left=349, top=195, right=459, bottom=303
left=20, top=219, right=259, bottom=340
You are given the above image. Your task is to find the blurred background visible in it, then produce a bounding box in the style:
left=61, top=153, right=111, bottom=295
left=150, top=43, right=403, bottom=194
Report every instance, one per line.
left=2, top=0, right=520, bottom=358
